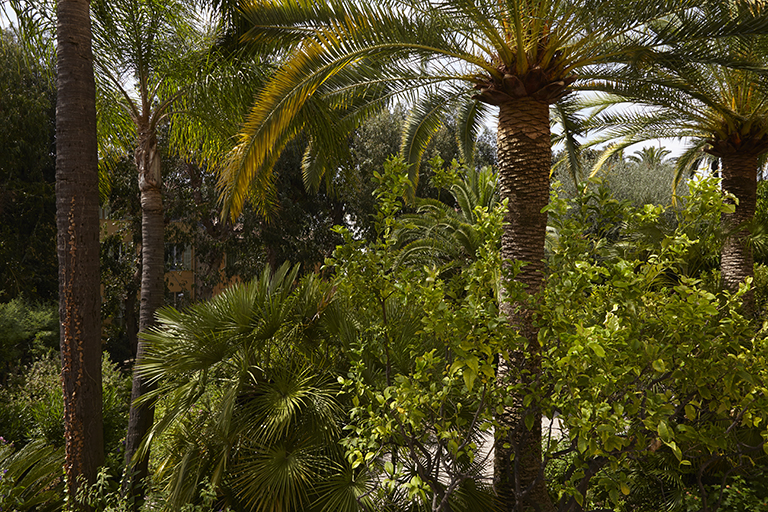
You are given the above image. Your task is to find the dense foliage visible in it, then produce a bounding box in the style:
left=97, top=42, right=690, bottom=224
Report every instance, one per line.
left=0, top=30, right=57, bottom=303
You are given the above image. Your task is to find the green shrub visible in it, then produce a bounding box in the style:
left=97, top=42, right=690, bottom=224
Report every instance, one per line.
left=682, top=475, right=768, bottom=512
left=0, top=299, right=58, bottom=380
left=0, top=355, right=130, bottom=474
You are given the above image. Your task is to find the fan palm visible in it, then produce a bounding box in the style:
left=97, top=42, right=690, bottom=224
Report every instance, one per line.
left=136, top=264, right=368, bottom=512
left=580, top=1, right=768, bottom=306
left=216, top=1, right=767, bottom=509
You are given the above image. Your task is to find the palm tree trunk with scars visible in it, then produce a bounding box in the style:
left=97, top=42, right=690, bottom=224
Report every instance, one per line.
left=494, top=98, right=554, bottom=512
left=55, top=0, right=104, bottom=507
left=719, top=152, right=757, bottom=308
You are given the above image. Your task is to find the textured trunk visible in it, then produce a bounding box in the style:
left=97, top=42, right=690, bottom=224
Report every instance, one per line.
left=124, top=126, right=163, bottom=507
left=720, top=152, right=757, bottom=310
left=494, top=99, right=553, bottom=512
left=55, top=0, right=104, bottom=507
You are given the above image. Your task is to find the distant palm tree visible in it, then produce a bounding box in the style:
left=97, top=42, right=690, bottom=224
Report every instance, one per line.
left=627, top=146, right=673, bottom=170
left=216, top=1, right=762, bottom=509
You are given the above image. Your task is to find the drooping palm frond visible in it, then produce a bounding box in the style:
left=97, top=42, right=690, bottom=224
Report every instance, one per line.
left=394, top=164, right=498, bottom=269
left=0, top=440, right=64, bottom=512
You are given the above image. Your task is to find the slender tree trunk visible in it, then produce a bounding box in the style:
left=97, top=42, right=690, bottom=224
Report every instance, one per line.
left=719, top=152, right=757, bottom=310
left=124, top=126, right=163, bottom=507
left=55, top=0, right=104, bottom=507
left=494, top=99, right=554, bottom=512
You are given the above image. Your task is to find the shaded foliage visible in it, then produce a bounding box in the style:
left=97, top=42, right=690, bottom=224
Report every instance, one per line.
left=0, top=30, right=57, bottom=303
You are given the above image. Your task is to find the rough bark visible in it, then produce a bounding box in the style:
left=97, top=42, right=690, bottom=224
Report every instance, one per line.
left=719, top=152, right=757, bottom=309
left=123, top=126, right=163, bottom=507
left=494, top=99, right=554, bottom=512
left=55, top=0, right=105, bottom=507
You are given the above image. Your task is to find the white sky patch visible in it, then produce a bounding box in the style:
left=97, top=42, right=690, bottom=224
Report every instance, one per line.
left=1, top=3, right=17, bottom=29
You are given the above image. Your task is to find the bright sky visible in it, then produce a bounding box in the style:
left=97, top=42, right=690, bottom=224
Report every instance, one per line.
left=0, top=3, right=16, bottom=28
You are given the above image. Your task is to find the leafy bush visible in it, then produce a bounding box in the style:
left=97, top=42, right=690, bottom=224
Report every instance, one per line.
left=540, top=177, right=768, bottom=510
left=0, top=299, right=58, bottom=380
left=0, top=355, right=130, bottom=474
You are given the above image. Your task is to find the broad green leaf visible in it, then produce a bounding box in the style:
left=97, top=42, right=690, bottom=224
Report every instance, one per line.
left=657, top=421, right=672, bottom=443
left=463, top=369, right=477, bottom=391
left=578, top=436, right=588, bottom=454
left=589, top=342, right=606, bottom=358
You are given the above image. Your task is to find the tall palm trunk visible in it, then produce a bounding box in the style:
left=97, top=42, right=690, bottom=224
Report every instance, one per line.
left=719, top=152, right=758, bottom=310
left=124, top=125, right=163, bottom=506
left=55, top=0, right=104, bottom=507
left=494, top=99, right=554, bottom=512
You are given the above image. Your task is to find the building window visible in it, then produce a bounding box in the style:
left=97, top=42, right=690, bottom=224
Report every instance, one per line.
left=165, top=244, right=192, bottom=271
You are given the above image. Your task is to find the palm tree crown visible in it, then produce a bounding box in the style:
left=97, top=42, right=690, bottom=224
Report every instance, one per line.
left=582, top=0, right=768, bottom=301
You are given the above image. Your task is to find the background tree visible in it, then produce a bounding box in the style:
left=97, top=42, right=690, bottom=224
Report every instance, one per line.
left=54, top=0, right=104, bottom=505
left=87, top=0, right=219, bottom=497
left=0, top=29, right=57, bottom=303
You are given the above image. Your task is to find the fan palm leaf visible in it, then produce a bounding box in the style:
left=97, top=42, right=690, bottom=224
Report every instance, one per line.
left=135, top=263, right=358, bottom=511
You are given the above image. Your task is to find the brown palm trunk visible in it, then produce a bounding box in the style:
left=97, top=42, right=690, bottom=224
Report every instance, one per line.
left=55, top=0, right=105, bottom=507
left=719, top=152, right=757, bottom=310
left=494, top=99, right=554, bottom=512
left=124, top=126, right=163, bottom=506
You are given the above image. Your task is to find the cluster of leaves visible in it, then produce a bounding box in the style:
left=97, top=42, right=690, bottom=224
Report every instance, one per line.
left=538, top=177, right=768, bottom=509
left=0, top=356, right=131, bottom=475
left=131, top=158, right=507, bottom=512
left=100, top=158, right=768, bottom=512
left=331, top=157, right=509, bottom=511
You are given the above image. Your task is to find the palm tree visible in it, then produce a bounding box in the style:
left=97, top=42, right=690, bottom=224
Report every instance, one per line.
left=215, top=1, right=763, bottom=509
left=394, top=163, right=499, bottom=271
left=54, top=0, right=104, bottom=505
left=626, top=146, right=673, bottom=170
left=88, top=0, right=218, bottom=500
left=582, top=1, right=768, bottom=307
left=135, top=264, right=367, bottom=512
